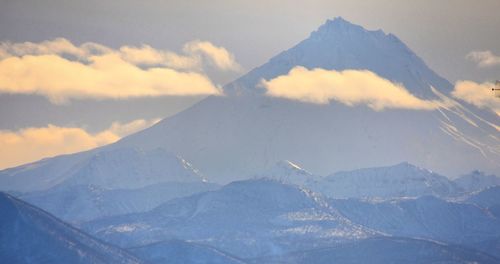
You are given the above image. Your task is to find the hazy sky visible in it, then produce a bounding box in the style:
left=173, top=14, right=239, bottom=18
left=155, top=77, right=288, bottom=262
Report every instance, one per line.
left=0, top=0, right=499, bottom=168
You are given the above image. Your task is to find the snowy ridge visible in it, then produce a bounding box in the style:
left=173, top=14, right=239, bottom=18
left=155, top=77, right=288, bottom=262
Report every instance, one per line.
left=82, top=179, right=378, bottom=258
left=0, top=147, right=206, bottom=192
left=0, top=17, right=498, bottom=185
left=320, top=162, right=460, bottom=199
left=0, top=192, right=143, bottom=264
left=225, top=17, right=452, bottom=99
left=331, top=195, right=500, bottom=245
left=20, top=181, right=219, bottom=223
left=113, top=18, right=498, bottom=182
left=259, top=161, right=468, bottom=200
left=257, top=160, right=321, bottom=186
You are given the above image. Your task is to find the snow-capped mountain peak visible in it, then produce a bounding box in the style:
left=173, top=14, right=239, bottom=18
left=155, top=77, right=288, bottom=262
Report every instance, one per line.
left=311, top=16, right=382, bottom=39
left=225, top=17, right=452, bottom=99
left=1, top=18, right=498, bottom=187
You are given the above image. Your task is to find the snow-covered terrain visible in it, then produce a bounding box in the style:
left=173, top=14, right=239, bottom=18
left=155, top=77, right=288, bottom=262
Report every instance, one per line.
left=0, top=192, right=143, bottom=264
left=320, top=162, right=460, bottom=199
left=81, top=179, right=500, bottom=260
left=455, top=170, right=500, bottom=193
left=0, top=146, right=215, bottom=224
left=466, top=186, right=500, bottom=221
left=1, top=17, right=500, bottom=264
left=114, top=17, right=499, bottom=183
left=251, top=237, right=500, bottom=264
left=129, top=239, right=245, bottom=264
left=0, top=147, right=205, bottom=192
left=20, top=182, right=219, bottom=223
left=1, top=18, right=498, bottom=186
left=257, top=160, right=322, bottom=186
left=466, top=186, right=500, bottom=208
left=82, top=179, right=377, bottom=258
left=260, top=161, right=464, bottom=199
left=331, top=195, right=500, bottom=257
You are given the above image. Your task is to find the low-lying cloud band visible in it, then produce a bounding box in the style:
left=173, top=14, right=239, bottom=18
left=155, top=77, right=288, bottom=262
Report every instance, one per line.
left=0, top=118, right=160, bottom=169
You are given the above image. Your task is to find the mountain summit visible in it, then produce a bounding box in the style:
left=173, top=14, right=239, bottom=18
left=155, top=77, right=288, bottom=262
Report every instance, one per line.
left=225, top=17, right=452, bottom=98
left=0, top=18, right=498, bottom=185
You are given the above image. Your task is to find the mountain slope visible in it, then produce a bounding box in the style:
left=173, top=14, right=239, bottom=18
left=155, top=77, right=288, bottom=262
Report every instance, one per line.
left=83, top=179, right=376, bottom=258
left=466, top=186, right=500, bottom=219
left=467, top=186, right=500, bottom=208
left=330, top=195, right=500, bottom=257
left=129, top=240, right=245, bottom=264
left=0, top=147, right=205, bottom=192
left=225, top=17, right=451, bottom=98
left=259, top=161, right=461, bottom=199
left=19, top=182, right=219, bottom=223
left=318, top=162, right=460, bottom=199
left=257, top=160, right=322, bottom=186
left=1, top=17, right=498, bottom=184
left=251, top=237, right=500, bottom=264
left=114, top=18, right=498, bottom=182
left=0, top=192, right=143, bottom=264
left=455, top=170, right=500, bottom=193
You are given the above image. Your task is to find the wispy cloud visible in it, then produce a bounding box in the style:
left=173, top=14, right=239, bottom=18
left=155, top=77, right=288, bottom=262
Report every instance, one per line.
left=452, top=80, right=500, bottom=115
left=183, top=40, right=242, bottom=71
left=466, top=50, right=500, bottom=67
left=261, top=66, right=439, bottom=110
left=0, top=38, right=240, bottom=103
left=0, top=118, right=160, bottom=169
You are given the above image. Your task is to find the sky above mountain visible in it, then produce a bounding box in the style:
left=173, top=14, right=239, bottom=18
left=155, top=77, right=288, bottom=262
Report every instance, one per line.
left=0, top=0, right=499, bottom=169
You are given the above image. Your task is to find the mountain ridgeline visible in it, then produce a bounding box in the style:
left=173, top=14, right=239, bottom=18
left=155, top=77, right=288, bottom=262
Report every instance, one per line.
left=1, top=18, right=500, bottom=264
left=0, top=192, right=144, bottom=264
left=1, top=17, right=498, bottom=186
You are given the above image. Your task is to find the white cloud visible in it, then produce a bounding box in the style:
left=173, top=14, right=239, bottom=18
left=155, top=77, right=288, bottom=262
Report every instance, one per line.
left=261, top=66, right=439, bottom=110
left=0, top=38, right=242, bottom=103
left=0, top=38, right=111, bottom=59
left=183, top=40, right=241, bottom=71
left=119, top=44, right=200, bottom=70
left=452, top=80, right=500, bottom=115
left=466, top=50, right=500, bottom=67
left=0, top=118, right=160, bottom=169
left=119, top=41, right=241, bottom=71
